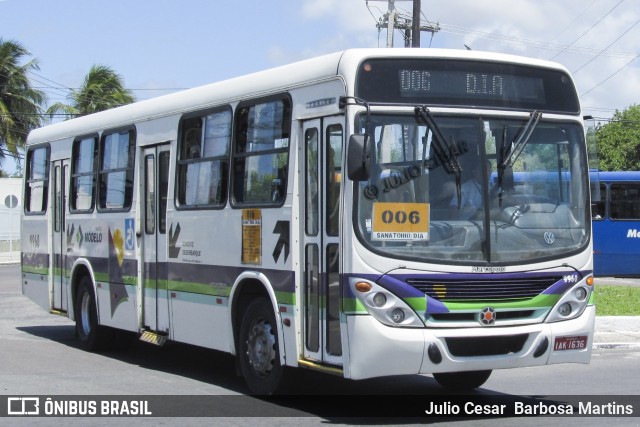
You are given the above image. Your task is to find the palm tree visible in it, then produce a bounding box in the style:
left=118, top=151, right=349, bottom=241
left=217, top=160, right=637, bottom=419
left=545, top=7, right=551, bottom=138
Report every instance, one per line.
left=46, top=64, right=135, bottom=118
left=0, top=39, right=46, bottom=168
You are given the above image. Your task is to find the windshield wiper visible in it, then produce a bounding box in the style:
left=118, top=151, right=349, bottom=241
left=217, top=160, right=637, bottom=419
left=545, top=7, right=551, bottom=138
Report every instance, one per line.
left=415, top=106, right=463, bottom=206
left=500, top=110, right=542, bottom=169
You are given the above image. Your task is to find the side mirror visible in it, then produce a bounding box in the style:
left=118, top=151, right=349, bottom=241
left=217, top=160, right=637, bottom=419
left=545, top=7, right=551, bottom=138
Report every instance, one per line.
left=347, top=134, right=371, bottom=181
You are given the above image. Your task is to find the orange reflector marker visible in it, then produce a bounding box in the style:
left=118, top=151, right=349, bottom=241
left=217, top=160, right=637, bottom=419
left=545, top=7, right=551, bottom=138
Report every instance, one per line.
left=354, top=281, right=372, bottom=293
left=586, top=276, right=594, bottom=286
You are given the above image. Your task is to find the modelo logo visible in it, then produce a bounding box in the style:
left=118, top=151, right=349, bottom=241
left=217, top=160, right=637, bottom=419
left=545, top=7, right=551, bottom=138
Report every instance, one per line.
left=85, top=232, right=103, bottom=243
left=626, top=229, right=640, bottom=238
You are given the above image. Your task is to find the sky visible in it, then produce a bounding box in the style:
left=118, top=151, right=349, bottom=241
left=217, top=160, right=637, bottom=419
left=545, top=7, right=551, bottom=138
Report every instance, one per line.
left=1, top=0, right=639, bottom=171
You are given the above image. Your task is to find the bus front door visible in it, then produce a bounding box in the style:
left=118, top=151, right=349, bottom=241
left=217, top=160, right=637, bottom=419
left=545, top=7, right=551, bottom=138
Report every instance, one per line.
left=51, top=159, right=69, bottom=312
left=302, top=117, right=344, bottom=367
left=141, top=144, right=171, bottom=335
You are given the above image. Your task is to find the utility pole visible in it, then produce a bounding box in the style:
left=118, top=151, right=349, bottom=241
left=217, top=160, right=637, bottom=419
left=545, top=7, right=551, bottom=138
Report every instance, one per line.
left=411, top=0, right=421, bottom=48
left=384, top=0, right=397, bottom=48
left=370, top=0, right=439, bottom=48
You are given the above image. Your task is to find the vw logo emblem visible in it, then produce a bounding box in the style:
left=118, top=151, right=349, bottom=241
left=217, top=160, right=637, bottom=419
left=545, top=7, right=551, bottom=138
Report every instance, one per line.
left=544, top=232, right=555, bottom=245
left=479, top=307, right=496, bottom=326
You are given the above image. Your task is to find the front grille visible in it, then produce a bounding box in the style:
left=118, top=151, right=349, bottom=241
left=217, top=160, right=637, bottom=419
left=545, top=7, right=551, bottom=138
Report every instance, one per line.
left=406, top=276, right=561, bottom=302
left=430, top=310, right=535, bottom=322
left=445, top=334, right=529, bottom=357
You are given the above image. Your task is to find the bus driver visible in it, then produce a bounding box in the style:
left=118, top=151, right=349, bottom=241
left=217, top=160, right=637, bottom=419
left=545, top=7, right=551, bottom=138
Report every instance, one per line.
left=450, top=155, right=486, bottom=220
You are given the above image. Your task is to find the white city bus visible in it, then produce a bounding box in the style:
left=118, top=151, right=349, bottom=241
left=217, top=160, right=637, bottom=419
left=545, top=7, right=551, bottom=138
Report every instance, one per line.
left=21, top=48, right=595, bottom=394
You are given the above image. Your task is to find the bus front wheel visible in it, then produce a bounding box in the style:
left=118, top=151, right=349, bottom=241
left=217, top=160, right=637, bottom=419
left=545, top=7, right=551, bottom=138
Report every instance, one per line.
left=433, top=370, right=492, bottom=391
left=238, top=298, right=284, bottom=395
left=75, top=276, right=113, bottom=351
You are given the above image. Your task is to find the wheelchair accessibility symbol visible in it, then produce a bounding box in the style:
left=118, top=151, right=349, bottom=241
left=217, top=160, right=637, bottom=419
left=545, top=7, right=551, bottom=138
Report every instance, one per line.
left=125, top=219, right=135, bottom=250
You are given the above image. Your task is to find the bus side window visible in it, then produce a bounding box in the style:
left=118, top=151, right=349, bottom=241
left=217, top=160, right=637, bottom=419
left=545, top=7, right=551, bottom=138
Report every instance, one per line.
left=233, top=95, right=291, bottom=206
left=326, top=124, right=343, bottom=236
left=591, top=183, right=606, bottom=220
left=71, top=136, right=98, bottom=212
left=610, top=183, right=640, bottom=220
left=177, top=107, right=231, bottom=208
left=98, top=128, right=136, bottom=211
left=24, top=146, right=50, bottom=214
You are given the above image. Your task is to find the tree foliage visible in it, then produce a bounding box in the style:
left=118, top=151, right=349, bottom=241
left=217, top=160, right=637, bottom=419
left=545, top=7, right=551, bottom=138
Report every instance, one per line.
left=596, top=104, right=640, bottom=171
left=0, top=38, right=46, bottom=167
left=46, top=64, right=134, bottom=118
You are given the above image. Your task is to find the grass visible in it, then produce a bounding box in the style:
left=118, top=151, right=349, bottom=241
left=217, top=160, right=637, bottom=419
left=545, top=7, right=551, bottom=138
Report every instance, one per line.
left=594, top=285, right=640, bottom=316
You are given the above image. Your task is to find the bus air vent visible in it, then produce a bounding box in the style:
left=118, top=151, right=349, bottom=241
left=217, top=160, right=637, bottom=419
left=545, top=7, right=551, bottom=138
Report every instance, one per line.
left=445, top=334, right=529, bottom=357
left=406, top=276, right=561, bottom=302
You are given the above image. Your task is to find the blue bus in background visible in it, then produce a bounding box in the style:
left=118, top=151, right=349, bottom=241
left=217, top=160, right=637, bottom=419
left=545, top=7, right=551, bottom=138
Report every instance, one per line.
left=508, top=170, right=639, bottom=277
left=591, top=171, right=640, bottom=277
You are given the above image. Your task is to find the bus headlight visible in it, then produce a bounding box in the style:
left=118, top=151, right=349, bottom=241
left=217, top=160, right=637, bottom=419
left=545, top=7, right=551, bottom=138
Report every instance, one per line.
left=390, top=308, right=405, bottom=323
left=574, top=287, right=588, bottom=301
left=349, top=279, right=424, bottom=328
left=372, top=292, right=387, bottom=307
left=546, top=276, right=594, bottom=323
left=558, top=303, right=572, bottom=317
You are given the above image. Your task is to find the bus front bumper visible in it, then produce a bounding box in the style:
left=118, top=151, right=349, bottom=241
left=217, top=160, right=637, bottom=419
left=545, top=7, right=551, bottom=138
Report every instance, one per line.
left=344, top=305, right=595, bottom=380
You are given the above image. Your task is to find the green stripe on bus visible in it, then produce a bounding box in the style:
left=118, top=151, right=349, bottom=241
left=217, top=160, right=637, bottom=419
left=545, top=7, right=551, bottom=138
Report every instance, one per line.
left=275, top=291, right=295, bottom=305
left=442, top=293, right=560, bottom=311
left=92, top=271, right=137, bottom=286
left=342, top=297, right=366, bottom=314
left=405, top=297, right=427, bottom=313
left=22, top=266, right=49, bottom=275
left=154, top=279, right=295, bottom=305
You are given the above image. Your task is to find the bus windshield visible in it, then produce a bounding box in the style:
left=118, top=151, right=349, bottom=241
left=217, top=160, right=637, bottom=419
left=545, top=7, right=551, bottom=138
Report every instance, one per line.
left=354, top=113, right=589, bottom=264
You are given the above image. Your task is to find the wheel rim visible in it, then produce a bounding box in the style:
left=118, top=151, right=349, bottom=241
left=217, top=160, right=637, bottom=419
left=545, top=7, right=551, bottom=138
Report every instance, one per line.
left=80, top=291, right=92, bottom=337
left=246, top=318, right=276, bottom=377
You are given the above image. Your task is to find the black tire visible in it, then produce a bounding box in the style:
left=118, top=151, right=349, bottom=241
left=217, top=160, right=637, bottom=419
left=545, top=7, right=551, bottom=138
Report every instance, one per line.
left=75, top=276, right=114, bottom=351
left=433, top=370, right=492, bottom=391
left=238, top=298, right=284, bottom=395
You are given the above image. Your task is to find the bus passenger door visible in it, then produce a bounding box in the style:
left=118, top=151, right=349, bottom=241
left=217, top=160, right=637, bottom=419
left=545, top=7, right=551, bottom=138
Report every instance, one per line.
left=51, top=159, right=69, bottom=312
left=141, top=144, right=171, bottom=334
left=301, top=117, right=344, bottom=366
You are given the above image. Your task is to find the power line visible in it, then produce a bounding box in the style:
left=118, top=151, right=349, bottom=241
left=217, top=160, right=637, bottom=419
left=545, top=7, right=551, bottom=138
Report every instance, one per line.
left=549, top=0, right=625, bottom=60
left=572, top=18, right=640, bottom=74
left=0, top=147, right=24, bottom=162
left=438, top=23, right=636, bottom=60
left=32, top=86, right=188, bottom=92
left=0, top=112, right=75, bottom=117
left=580, top=54, right=640, bottom=97
left=543, top=0, right=598, bottom=47
left=28, top=71, right=74, bottom=92
left=24, top=68, right=190, bottom=112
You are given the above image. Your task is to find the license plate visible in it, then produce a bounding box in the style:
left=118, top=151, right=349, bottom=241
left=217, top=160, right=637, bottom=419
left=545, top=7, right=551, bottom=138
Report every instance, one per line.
left=553, top=335, right=588, bottom=351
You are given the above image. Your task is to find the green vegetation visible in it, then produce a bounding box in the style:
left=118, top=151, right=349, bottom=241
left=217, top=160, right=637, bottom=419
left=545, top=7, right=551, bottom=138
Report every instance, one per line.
left=1, top=38, right=135, bottom=177
left=595, top=285, right=640, bottom=316
left=595, top=104, right=640, bottom=171
left=0, top=38, right=45, bottom=172
left=46, top=64, right=134, bottom=118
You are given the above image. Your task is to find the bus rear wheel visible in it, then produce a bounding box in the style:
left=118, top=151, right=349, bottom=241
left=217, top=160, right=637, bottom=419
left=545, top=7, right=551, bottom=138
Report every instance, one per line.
left=238, top=298, right=284, bottom=395
left=75, top=276, right=113, bottom=351
left=433, top=370, right=492, bottom=391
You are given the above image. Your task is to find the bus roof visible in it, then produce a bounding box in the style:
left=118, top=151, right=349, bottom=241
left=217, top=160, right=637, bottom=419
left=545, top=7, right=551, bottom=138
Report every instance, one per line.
left=592, top=171, right=640, bottom=182
left=26, top=48, right=574, bottom=146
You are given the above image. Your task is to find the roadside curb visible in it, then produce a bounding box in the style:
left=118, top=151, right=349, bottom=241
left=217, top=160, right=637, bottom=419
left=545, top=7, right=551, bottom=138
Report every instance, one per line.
left=0, top=251, right=19, bottom=265
left=593, top=342, right=640, bottom=350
